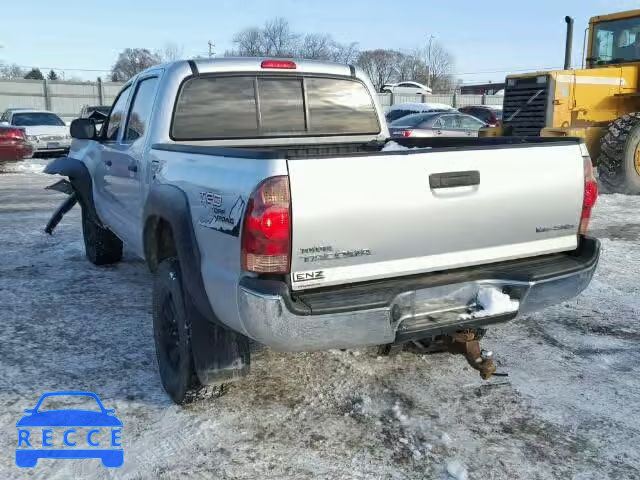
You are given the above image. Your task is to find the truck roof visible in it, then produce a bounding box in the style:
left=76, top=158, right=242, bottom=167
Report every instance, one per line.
left=191, top=57, right=355, bottom=77
left=134, top=57, right=357, bottom=82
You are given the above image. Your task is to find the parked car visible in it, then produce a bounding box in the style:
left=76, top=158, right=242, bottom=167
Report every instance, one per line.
left=0, top=126, right=33, bottom=162
left=381, top=81, right=432, bottom=95
left=389, top=111, right=487, bottom=137
left=0, top=110, right=70, bottom=157
left=458, top=105, right=503, bottom=127
left=45, top=57, right=599, bottom=404
left=385, top=102, right=456, bottom=123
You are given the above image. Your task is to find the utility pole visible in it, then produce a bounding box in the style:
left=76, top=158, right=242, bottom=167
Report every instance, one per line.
left=426, top=35, right=435, bottom=90
left=208, top=40, right=215, bottom=58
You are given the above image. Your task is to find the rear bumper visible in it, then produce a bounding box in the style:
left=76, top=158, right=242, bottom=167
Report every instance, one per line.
left=0, top=144, right=33, bottom=162
left=237, top=237, right=600, bottom=351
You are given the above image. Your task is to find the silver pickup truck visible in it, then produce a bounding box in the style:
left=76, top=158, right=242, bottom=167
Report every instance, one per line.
left=45, top=58, right=600, bottom=404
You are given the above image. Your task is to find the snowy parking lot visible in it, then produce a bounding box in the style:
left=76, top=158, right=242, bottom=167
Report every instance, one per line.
left=1, top=159, right=640, bottom=479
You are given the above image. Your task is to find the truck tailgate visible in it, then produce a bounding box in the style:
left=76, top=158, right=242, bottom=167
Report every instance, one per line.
left=287, top=143, right=584, bottom=290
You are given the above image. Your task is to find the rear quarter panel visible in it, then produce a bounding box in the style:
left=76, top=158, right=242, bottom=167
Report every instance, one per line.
left=151, top=149, right=287, bottom=333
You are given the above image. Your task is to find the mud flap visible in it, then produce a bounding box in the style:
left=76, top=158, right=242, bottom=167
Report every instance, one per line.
left=188, top=300, right=251, bottom=385
left=145, top=184, right=252, bottom=386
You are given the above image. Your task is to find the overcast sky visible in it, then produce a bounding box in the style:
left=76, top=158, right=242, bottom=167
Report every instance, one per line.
left=1, top=0, right=638, bottom=82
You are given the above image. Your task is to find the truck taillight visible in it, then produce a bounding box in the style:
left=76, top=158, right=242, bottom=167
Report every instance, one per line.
left=241, top=176, right=291, bottom=274
left=579, top=155, right=598, bottom=235
left=402, top=129, right=413, bottom=137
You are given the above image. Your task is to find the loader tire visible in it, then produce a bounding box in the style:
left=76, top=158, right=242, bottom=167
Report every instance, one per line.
left=81, top=207, right=123, bottom=265
left=153, top=257, right=227, bottom=404
left=597, top=113, right=640, bottom=195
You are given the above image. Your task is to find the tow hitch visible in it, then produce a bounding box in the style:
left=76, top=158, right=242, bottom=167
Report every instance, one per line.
left=44, top=179, right=78, bottom=234
left=446, top=330, right=505, bottom=380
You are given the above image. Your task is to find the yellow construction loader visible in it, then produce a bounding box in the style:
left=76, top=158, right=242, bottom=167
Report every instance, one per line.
left=483, top=9, right=640, bottom=194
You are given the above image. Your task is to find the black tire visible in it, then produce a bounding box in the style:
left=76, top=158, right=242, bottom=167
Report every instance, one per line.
left=597, top=113, right=640, bottom=194
left=81, top=207, right=123, bottom=265
left=152, top=257, right=226, bottom=404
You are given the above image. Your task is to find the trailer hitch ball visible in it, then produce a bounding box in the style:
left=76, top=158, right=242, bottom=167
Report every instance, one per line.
left=447, top=330, right=497, bottom=380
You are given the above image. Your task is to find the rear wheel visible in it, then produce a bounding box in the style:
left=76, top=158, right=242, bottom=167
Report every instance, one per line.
left=81, top=207, right=123, bottom=265
left=597, top=113, right=640, bottom=194
left=152, top=257, right=226, bottom=404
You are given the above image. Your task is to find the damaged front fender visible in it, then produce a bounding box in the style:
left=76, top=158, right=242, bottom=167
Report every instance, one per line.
left=43, top=157, right=98, bottom=234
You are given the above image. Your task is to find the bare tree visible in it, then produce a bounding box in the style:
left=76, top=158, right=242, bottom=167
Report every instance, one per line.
left=299, top=33, right=333, bottom=59
left=329, top=41, right=359, bottom=64
left=0, top=63, right=25, bottom=79
left=395, top=51, right=427, bottom=83
left=226, top=17, right=359, bottom=63
left=422, top=41, right=455, bottom=92
left=230, top=27, right=265, bottom=56
left=262, top=17, right=298, bottom=56
left=111, top=48, right=161, bottom=81
left=356, top=49, right=402, bottom=91
left=158, top=42, right=184, bottom=62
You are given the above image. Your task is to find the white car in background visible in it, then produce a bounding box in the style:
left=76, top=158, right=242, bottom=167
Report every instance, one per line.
left=0, top=109, right=71, bottom=157
left=382, top=81, right=432, bottom=95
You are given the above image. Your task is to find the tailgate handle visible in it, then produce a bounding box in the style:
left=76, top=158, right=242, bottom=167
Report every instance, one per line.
left=429, top=171, right=480, bottom=189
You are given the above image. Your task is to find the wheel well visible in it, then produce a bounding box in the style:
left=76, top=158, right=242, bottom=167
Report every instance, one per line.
left=144, top=216, right=178, bottom=272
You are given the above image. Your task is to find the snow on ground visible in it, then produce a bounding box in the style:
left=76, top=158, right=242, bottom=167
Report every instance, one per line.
left=1, top=160, right=640, bottom=479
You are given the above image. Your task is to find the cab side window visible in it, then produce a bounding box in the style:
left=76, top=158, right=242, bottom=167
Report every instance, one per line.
left=124, top=77, right=159, bottom=143
left=105, top=86, right=131, bottom=141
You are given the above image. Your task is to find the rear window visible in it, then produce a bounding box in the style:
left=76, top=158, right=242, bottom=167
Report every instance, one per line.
left=385, top=110, right=414, bottom=123
left=389, top=113, right=437, bottom=127
left=171, top=75, right=379, bottom=140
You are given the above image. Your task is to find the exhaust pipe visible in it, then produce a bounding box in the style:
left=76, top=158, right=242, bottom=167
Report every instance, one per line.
left=564, top=16, right=574, bottom=70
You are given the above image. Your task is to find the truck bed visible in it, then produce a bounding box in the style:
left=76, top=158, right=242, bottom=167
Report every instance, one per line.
left=153, top=136, right=583, bottom=160
left=154, top=136, right=585, bottom=291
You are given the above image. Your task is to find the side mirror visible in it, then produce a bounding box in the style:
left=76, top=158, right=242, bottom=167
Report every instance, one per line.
left=70, top=118, right=97, bottom=140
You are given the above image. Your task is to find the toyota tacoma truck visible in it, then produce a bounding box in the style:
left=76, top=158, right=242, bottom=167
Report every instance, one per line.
left=44, top=58, right=600, bottom=404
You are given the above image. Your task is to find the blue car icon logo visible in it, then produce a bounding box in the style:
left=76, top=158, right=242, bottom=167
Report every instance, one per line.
left=16, top=391, right=123, bottom=468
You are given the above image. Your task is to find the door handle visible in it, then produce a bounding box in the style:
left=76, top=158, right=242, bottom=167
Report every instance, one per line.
left=429, top=171, right=480, bottom=189
left=104, top=160, right=112, bottom=167
left=128, top=164, right=138, bottom=173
